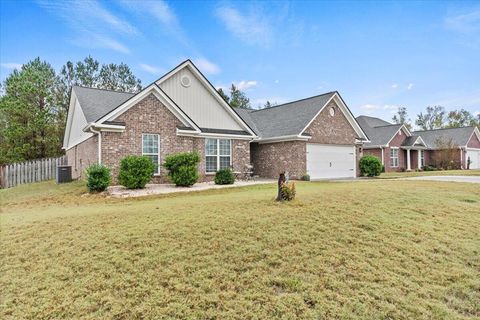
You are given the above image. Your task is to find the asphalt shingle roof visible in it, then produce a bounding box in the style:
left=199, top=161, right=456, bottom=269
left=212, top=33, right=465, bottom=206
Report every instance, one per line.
left=413, top=127, right=476, bottom=148
left=234, top=92, right=336, bottom=139
left=356, top=116, right=402, bottom=147
left=73, top=86, right=134, bottom=123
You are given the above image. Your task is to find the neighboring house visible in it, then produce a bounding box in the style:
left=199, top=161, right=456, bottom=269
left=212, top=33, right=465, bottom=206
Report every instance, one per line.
left=357, top=115, right=480, bottom=171
left=63, top=59, right=369, bottom=183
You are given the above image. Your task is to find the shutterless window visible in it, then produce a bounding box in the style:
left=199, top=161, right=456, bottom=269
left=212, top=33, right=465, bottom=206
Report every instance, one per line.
left=390, top=148, right=399, bottom=167
left=420, top=150, right=425, bottom=167
left=142, top=134, right=160, bottom=175
left=205, top=139, right=231, bottom=173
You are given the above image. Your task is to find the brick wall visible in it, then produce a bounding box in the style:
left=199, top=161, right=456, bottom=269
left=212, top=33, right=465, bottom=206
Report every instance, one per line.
left=250, top=141, right=306, bottom=179
left=66, top=135, right=98, bottom=179
left=467, top=133, right=480, bottom=148
left=101, top=93, right=250, bottom=184
left=303, top=101, right=358, bottom=144
left=384, top=130, right=407, bottom=172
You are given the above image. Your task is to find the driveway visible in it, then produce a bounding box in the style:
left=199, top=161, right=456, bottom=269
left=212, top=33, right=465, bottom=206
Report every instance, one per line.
left=403, top=176, right=480, bottom=184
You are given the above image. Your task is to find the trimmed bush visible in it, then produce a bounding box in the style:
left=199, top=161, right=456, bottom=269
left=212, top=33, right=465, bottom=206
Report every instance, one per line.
left=280, top=182, right=296, bottom=201
left=85, top=164, right=111, bottom=193
left=163, top=152, right=200, bottom=187
left=171, top=166, right=199, bottom=187
left=215, top=168, right=235, bottom=185
left=301, top=174, right=310, bottom=181
left=359, top=155, right=382, bottom=177
left=118, top=155, right=155, bottom=189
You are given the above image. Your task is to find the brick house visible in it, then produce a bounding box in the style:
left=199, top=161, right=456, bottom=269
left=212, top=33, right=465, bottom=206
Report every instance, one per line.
left=357, top=115, right=480, bottom=171
left=63, top=59, right=370, bottom=183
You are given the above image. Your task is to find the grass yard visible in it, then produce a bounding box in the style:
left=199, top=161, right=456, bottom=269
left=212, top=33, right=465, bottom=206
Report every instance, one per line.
left=1, top=179, right=479, bottom=319
left=378, top=169, right=480, bottom=179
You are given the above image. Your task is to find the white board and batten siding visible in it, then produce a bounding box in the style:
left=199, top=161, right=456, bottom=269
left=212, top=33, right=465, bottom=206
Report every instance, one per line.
left=64, top=93, right=93, bottom=150
left=158, top=67, right=244, bottom=131
left=306, top=144, right=356, bottom=179
left=466, top=149, right=480, bottom=169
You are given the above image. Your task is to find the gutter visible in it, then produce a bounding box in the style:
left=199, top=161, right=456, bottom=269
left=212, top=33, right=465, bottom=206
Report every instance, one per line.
left=255, top=134, right=311, bottom=144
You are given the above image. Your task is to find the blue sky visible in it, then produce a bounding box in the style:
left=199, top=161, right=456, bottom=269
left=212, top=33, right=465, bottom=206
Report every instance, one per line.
left=1, top=0, right=479, bottom=123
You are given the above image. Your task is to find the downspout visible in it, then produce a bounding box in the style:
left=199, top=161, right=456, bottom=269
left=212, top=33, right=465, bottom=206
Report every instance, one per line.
left=380, top=147, right=385, bottom=165
left=90, top=128, right=102, bottom=165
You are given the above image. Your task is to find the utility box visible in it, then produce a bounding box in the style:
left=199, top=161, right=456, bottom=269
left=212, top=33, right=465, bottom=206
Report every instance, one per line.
left=56, top=165, right=72, bottom=184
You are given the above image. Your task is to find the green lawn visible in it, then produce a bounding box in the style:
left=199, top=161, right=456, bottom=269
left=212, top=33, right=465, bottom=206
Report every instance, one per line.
left=379, top=169, right=480, bottom=179
left=1, top=180, right=479, bottom=319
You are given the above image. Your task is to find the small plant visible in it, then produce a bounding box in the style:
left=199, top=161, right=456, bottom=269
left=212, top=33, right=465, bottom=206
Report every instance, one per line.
left=85, top=164, right=111, bottom=193
left=163, top=152, right=200, bottom=187
left=359, top=155, right=382, bottom=177
left=280, top=182, right=296, bottom=201
left=214, top=168, right=235, bottom=185
left=301, top=173, right=310, bottom=181
left=118, top=155, right=155, bottom=189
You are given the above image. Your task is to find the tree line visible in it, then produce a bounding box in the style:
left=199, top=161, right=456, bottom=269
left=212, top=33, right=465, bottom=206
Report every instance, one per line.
left=392, top=106, right=480, bottom=131
left=0, top=56, right=142, bottom=165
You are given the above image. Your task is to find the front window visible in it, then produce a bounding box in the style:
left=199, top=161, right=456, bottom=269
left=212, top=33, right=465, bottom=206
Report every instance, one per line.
left=420, top=150, right=425, bottom=167
left=205, top=139, right=231, bottom=173
left=390, top=148, right=399, bottom=167
left=142, top=134, right=160, bottom=175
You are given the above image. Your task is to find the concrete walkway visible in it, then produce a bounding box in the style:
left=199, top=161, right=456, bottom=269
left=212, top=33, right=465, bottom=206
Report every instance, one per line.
left=402, top=176, right=480, bottom=184
left=107, top=179, right=275, bottom=198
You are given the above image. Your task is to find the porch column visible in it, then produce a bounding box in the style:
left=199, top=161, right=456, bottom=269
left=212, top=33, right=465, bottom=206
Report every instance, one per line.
left=406, top=148, right=411, bottom=171
left=381, top=148, right=384, bottom=165
left=417, top=149, right=421, bottom=169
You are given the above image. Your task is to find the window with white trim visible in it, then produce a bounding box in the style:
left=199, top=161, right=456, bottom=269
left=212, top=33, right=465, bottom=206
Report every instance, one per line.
left=420, top=150, right=425, bottom=167
left=205, top=139, right=231, bottom=173
left=142, top=134, right=160, bottom=175
left=390, top=148, right=399, bottom=167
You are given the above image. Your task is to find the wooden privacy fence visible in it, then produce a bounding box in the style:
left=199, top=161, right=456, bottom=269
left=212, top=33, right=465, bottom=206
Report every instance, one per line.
left=0, top=156, right=67, bottom=189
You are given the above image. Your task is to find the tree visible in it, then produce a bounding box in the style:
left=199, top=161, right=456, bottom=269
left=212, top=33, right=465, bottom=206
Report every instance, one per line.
left=217, top=88, right=230, bottom=103
left=446, top=109, right=476, bottom=128
left=392, top=106, right=412, bottom=130
left=415, top=106, right=445, bottom=130
left=229, top=84, right=250, bottom=109
left=433, top=137, right=460, bottom=169
left=0, top=58, right=62, bottom=164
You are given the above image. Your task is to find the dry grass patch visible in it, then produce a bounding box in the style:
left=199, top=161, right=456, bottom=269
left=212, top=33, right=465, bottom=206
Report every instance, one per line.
left=1, top=180, right=479, bottom=319
left=379, top=169, right=480, bottom=179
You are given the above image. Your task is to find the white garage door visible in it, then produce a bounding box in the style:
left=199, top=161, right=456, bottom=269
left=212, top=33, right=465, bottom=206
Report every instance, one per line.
left=466, top=149, right=480, bottom=169
left=306, top=144, right=355, bottom=179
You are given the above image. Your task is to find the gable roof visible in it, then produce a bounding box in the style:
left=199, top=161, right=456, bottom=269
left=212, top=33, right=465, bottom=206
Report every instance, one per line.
left=72, top=86, right=134, bottom=123
left=401, top=135, right=426, bottom=147
left=356, top=116, right=404, bottom=147
left=413, top=126, right=477, bottom=148
left=234, top=91, right=369, bottom=142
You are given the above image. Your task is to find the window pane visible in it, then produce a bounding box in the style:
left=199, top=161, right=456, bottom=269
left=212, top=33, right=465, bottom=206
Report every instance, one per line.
left=143, top=134, right=158, bottom=154
left=219, top=156, right=231, bottom=170
left=219, top=139, right=231, bottom=156
left=206, top=156, right=217, bottom=172
left=146, top=155, right=159, bottom=174
left=206, top=139, right=217, bottom=156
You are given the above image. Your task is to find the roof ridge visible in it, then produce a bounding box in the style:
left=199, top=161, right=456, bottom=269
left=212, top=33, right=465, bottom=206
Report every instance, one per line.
left=73, top=85, right=135, bottom=94
left=414, top=126, right=475, bottom=132
left=249, top=91, right=337, bottom=113
left=372, top=123, right=402, bottom=128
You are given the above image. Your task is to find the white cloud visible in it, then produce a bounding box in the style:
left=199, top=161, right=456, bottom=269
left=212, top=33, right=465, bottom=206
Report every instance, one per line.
left=37, top=0, right=135, bottom=53
left=1, top=63, right=22, bottom=70
left=359, top=104, right=400, bottom=114
left=274, top=80, right=279, bottom=84
left=407, top=83, right=414, bottom=90
left=215, top=5, right=273, bottom=47
left=445, top=10, right=480, bottom=33
left=194, top=58, right=221, bottom=75
left=391, top=84, right=398, bottom=89
left=234, top=80, right=257, bottom=91
left=139, top=63, right=162, bottom=75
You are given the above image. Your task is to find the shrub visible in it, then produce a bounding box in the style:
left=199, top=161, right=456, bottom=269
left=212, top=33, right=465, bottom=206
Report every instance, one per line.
left=423, top=165, right=437, bottom=171
left=280, top=182, right=296, bottom=201
left=301, top=174, right=310, bottom=181
left=359, top=155, right=382, bottom=177
left=118, top=155, right=155, bottom=189
left=85, top=164, right=111, bottom=193
left=214, top=168, right=235, bottom=185
left=163, top=152, right=200, bottom=187
left=381, top=165, right=385, bottom=173
left=171, top=165, right=199, bottom=187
